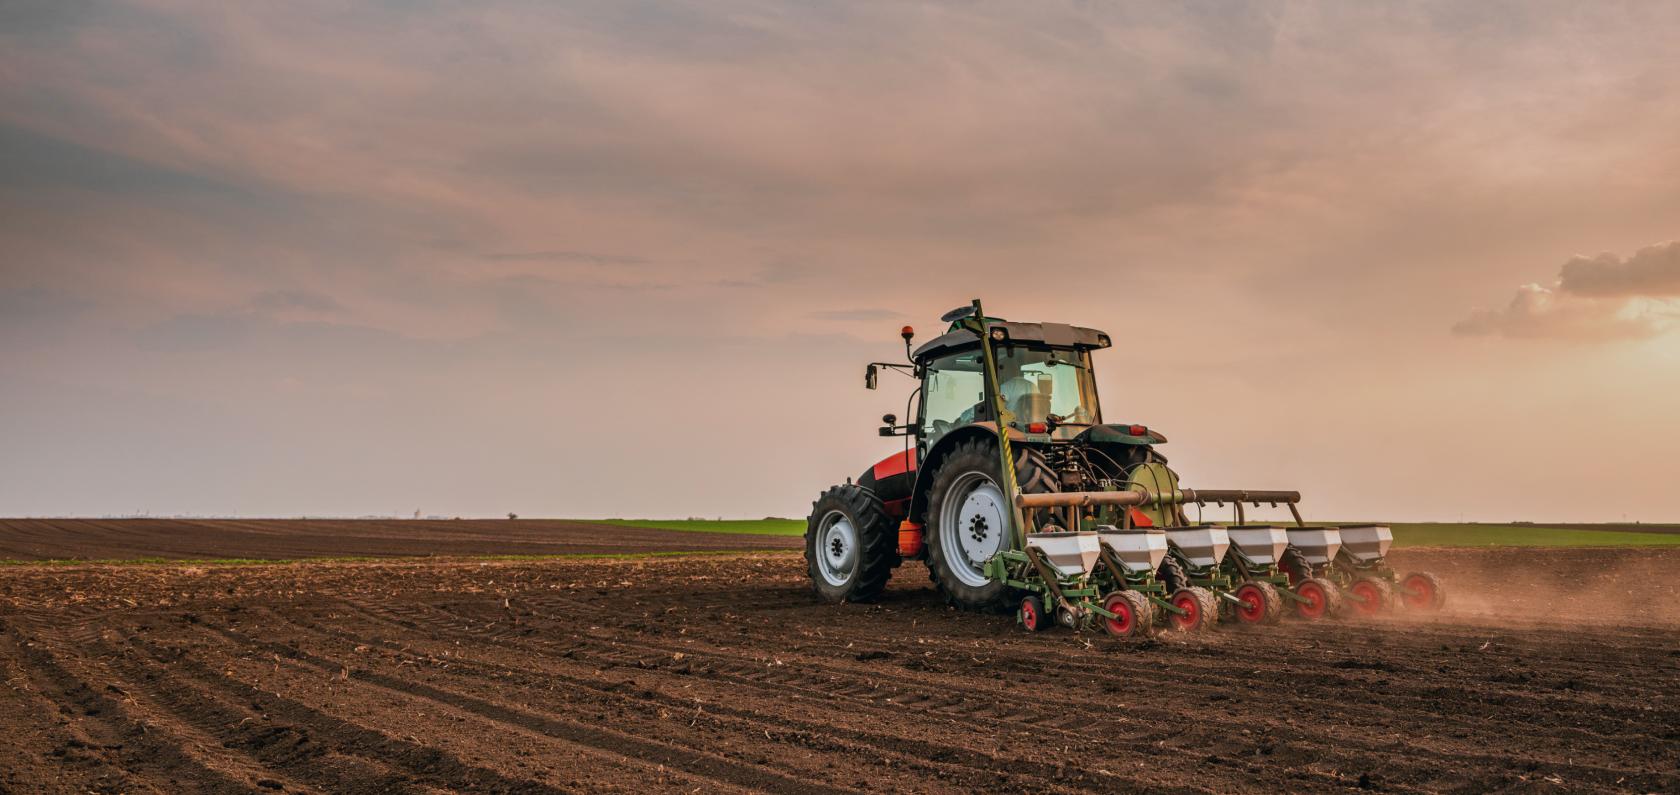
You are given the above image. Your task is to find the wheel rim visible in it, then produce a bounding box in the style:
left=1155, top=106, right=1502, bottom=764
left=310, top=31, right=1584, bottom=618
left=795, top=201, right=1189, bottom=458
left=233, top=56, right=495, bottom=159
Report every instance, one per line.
left=1296, top=582, right=1327, bottom=619
left=1104, top=595, right=1134, bottom=636
left=1171, top=593, right=1198, bottom=630
left=1401, top=575, right=1435, bottom=609
left=815, top=510, right=859, bottom=587
left=1021, top=598, right=1039, bottom=629
left=939, top=471, right=1008, bottom=588
left=1351, top=581, right=1380, bottom=615
left=1235, top=584, right=1266, bottom=623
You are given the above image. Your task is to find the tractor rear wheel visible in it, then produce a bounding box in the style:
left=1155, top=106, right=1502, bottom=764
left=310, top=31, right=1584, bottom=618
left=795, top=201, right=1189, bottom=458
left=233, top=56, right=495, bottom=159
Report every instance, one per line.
left=1168, top=587, right=1217, bottom=632
left=1101, top=590, right=1152, bottom=638
left=1399, top=571, right=1446, bottom=611
left=804, top=484, right=897, bottom=603
left=1233, top=581, right=1283, bottom=625
left=1348, top=577, right=1394, bottom=616
left=1292, top=577, right=1341, bottom=620
left=925, top=438, right=1059, bottom=612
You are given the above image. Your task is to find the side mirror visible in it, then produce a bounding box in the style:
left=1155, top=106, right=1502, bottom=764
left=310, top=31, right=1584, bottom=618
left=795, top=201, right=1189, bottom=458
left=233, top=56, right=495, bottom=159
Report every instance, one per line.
left=865, top=364, right=878, bottom=390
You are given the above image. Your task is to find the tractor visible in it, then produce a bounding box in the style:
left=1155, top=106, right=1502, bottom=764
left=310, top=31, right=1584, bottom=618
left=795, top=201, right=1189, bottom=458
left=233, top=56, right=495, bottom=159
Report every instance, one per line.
left=803, top=299, right=1442, bottom=631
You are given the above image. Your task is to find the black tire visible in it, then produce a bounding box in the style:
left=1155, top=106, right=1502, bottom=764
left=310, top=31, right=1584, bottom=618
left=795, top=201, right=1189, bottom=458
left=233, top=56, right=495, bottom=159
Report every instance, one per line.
left=924, top=439, right=1059, bottom=612
left=804, top=484, right=897, bottom=603
left=1280, top=546, right=1315, bottom=586
left=1156, top=551, right=1190, bottom=592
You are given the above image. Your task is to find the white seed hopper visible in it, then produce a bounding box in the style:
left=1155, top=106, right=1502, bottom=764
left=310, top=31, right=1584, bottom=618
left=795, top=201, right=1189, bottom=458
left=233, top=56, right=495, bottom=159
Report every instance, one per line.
left=1095, top=526, right=1169, bottom=575
left=1025, top=531, right=1101, bottom=578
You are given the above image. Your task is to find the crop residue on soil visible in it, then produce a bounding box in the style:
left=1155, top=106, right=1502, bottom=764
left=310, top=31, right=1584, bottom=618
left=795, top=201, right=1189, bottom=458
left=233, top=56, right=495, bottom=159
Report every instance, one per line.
left=1, top=548, right=1676, bottom=793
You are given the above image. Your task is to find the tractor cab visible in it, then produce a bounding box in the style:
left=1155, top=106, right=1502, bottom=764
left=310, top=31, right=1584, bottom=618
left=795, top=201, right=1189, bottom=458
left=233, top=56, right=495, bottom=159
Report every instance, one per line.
left=905, top=319, right=1113, bottom=452
left=917, top=343, right=1102, bottom=448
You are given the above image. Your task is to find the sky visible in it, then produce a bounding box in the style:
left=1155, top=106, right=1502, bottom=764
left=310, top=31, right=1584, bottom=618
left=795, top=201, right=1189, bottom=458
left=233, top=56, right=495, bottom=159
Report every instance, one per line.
left=2, top=0, right=1678, bottom=522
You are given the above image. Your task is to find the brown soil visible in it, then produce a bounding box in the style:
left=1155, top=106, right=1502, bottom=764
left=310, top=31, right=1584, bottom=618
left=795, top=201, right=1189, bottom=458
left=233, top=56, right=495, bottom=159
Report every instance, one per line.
left=0, top=518, right=801, bottom=560
left=1, top=546, right=1675, bottom=793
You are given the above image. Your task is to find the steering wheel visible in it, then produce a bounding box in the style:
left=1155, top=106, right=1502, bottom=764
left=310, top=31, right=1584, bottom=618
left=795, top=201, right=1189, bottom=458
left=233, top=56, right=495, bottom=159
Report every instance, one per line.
left=931, top=419, right=953, bottom=436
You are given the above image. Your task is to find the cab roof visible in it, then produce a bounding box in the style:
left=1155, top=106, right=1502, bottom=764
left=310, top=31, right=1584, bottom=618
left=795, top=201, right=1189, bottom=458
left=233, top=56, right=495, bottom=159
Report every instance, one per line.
left=911, top=320, right=1111, bottom=364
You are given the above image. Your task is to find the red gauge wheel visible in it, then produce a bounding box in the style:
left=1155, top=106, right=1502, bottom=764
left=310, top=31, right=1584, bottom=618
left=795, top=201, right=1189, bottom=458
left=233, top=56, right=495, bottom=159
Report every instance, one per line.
left=1101, top=590, right=1152, bottom=638
left=1292, top=578, right=1341, bottom=620
left=1168, top=587, right=1216, bottom=632
left=1019, top=595, right=1049, bottom=632
left=1233, top=582, right=1282, bottom=625
left=1399, top=571, right=1446, bottom=611
left=1348, top=577, right=1393, bottom=616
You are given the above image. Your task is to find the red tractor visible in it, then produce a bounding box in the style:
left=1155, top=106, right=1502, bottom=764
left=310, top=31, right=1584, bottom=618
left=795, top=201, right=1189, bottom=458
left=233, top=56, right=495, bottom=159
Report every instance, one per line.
left=804, top=299, right=1443, bottom=626
left=806, top=300, right=1163, bottom=611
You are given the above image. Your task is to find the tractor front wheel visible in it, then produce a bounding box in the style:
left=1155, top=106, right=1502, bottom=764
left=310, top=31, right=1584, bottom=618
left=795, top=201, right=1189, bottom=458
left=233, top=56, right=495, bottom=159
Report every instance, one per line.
left=804, top=484, right=897, bottom=603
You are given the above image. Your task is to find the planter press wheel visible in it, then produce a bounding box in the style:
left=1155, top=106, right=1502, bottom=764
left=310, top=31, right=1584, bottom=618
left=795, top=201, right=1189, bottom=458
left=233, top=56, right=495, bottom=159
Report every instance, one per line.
left=1399, top=571, right=1446, bottom=611
left=1292, top=577, right=1341, bottom=621
left=1168, top=587, right=1217, bottom=632
left=1101, top=590, right=1153, bottom=638
left=1348, top=577, right=1394, bottom=617
left=1019, top=595, right=1050, bottom=632
left=1233, top=581, right=1283, bottom=626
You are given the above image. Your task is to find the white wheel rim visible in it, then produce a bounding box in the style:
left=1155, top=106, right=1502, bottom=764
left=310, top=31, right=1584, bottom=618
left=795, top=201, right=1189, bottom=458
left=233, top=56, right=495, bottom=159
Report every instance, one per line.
left=816, top=510, right=858, bottom=587
left=939, top=471, right=1008, bottom=588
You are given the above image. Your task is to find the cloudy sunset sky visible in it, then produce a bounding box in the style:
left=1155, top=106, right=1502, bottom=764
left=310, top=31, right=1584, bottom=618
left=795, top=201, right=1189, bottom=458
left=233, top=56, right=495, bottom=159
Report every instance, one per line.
left=3, top=1, right=1678, bottom=521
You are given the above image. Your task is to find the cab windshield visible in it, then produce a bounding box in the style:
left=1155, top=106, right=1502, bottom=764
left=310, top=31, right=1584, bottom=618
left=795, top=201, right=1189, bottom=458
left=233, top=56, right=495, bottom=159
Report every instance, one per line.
left=920, top=346, right=1100, bottom=445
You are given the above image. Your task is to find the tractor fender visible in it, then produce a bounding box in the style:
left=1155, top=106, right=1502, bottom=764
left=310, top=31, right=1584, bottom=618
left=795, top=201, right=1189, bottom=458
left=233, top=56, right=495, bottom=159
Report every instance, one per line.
left=907, top=423, right=1026, bottom=524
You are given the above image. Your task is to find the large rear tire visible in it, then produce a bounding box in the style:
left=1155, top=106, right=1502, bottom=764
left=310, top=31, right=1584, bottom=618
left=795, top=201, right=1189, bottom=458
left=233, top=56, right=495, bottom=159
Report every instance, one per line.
left=805, top=484, right=897, bottom=603
left=925, top=439, right=1059, bottom=612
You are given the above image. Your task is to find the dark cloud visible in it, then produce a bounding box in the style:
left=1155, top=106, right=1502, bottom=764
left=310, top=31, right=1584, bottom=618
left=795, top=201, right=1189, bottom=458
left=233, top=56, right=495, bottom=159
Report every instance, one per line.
left=1451, top=283, right=1667, bottom=341
left=1558, top=241, right=1680, bottom=298
left=1455, top=241, right=1680, bottom=341
left=0, top=123, right=243, bottom=196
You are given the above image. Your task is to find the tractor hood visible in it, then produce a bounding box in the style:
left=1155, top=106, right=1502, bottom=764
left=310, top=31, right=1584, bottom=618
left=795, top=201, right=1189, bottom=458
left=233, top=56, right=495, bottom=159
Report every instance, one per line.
left=912, top=320, right=1110, bottom=363
left=1076, top=424, right=1167, bottom=445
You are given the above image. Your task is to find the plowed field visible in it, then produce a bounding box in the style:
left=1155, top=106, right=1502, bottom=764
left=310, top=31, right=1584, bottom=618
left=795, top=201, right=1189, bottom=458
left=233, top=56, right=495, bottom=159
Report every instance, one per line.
left=0, top=518, right=801, bottom=561
left=1, top=538, right=1676, bottom=793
